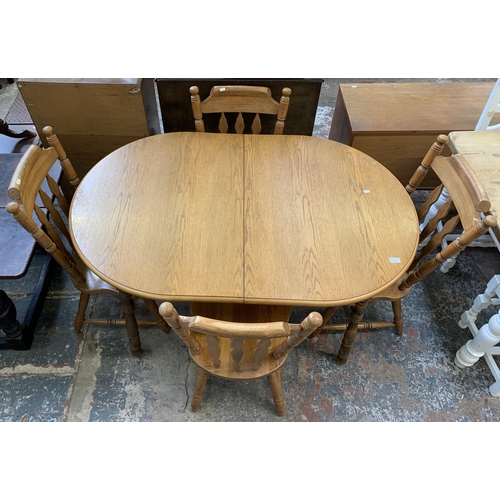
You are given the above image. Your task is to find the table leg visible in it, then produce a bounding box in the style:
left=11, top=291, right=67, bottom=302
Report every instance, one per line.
left=119, top=291, right=142, bottom=356
left=0, top=289, right=32, bottom=350
left=337, top=300, right=369, bottom=365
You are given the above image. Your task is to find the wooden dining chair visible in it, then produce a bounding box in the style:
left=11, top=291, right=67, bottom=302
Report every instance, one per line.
left=189, top=85, right=292, bottom=135
left=5, top=126, right=169, bottom=356
left=313, top=134, right=498, bottom=364
left=159, top=302, right=322, bottom=415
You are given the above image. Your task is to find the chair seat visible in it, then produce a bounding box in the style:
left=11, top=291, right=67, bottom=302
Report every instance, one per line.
left=191, top=332, right=287, bottom=380
left=72, top=252, right=119, bottom=295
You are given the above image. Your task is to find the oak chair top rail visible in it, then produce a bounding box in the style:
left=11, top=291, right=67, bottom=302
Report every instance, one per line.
left=159, top=301, right=322, bottom=379
left=388, top=134, right=497, bottom=294
left=377, top=134, right=497, bottom=300
left=430, top=154, right=490, bottom=229
left=159, top=301, right=322, bottom=415
left=6, top=127, right=108, bottom=295
left=448, top=130, right=500, bottom=224
left=190, top=85, right=291, bottom=135
left=69, top=132, right=420, bottom=307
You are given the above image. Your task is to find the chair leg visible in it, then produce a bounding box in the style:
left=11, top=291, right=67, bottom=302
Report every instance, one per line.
left=309, top=306, right=338, bottom=340
left=392, top=300, right=404, bottom=335
left=337, top=300, right=369, bottom=365
left=119, top=291, right=142, bottom=357
left=142, top=298, right=170, bottom=334
left=267, top=368, right=285, bottom=416
left=74, top=292, right=90, bottom=332
left=192, top=366, right=208, bottom=412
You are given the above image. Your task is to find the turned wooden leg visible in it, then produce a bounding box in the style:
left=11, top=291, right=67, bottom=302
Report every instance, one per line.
left=456, top=312, right=500, bottom=369
left=192, top=366, right=208, bottom=412
left=337, top=300, right=369, bottom=365
left=74, top=292, right=90, bottom=332
left=0, top=290, right=25, bottom=346
left=267, top=369, right=285, bottom=416
left=392, top=300, right=404, bottom=335
left=309, top=306, right=338, bottom=340
left=142, top=298, right=170, bottom=334
left=119, top=291, right=142, bottom=356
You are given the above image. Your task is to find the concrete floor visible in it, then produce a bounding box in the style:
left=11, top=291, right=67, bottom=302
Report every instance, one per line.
left=1, top=78, right=500, bottom=422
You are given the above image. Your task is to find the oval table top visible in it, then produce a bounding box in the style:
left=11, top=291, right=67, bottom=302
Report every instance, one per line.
left=69, top=132, right=419, bottom=307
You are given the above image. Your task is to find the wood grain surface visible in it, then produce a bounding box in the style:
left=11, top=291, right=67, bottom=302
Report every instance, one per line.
left=243, top=135, right=419, bottom=305
left=448, top=130, right=500, bottom=240
left=69, top=132, right=419, bottom=306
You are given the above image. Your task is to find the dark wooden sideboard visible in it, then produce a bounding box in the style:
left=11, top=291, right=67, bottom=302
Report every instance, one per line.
left=156, top=78, right=323, bottom=136
left=329, top=82, right=499, bottom=188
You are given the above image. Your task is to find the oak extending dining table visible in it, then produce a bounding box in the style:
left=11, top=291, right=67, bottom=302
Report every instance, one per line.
left=69, top=132, right=420, bottom=359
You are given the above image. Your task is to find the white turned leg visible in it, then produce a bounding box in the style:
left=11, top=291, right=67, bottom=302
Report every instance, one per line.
left=419, top=188, right=450, bottom=248
left=489, top=380, right=500, bottom=397
left=440, top=255, right=458, bottom=273
left=455, top=312, right=500, bottom=368
left=458, top=275, right=500, bottom=328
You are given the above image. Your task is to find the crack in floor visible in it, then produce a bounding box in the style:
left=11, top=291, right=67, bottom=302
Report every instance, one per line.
left=183, top=357, right=191, bottom=411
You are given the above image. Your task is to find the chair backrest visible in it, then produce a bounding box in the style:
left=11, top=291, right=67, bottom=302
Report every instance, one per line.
left=6, top=126, right=86, bottom=289
left=189, top=85, right=292, bottom=135
left=476, top=79, right=500, bottom=131
left=400, top=134, right=497, bottom=291
left=159, top=302, right=322, bottom=378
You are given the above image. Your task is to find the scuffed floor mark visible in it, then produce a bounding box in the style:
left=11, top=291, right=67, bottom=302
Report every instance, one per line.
left=425, top=396, right=500, bottom=422
left=116, top=375, right=148, bottom=421
left=64, top=329, right=102, bottom=422
left=183, top=358, right=191, bottom=411
left=312, top=105, right=334, bottom=138
left=301, top=374, right=334, bottom=421
left=0, top=364, right=75, bottom=376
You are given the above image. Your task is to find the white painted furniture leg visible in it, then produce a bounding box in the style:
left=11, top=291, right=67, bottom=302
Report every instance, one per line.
left=475, top=78, right=500, bottom=131
left=458, top=275, right=500, bottom=328
left=419, top=187, right=450, bottom=248
left=439, top=215, right=498, bottom=273
left=455, top=275, right=500, bottom=397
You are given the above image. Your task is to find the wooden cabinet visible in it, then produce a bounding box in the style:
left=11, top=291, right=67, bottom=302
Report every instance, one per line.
left=17, top=78, right=161, bottom=195
left=329, top=82, right=498, bottom=188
